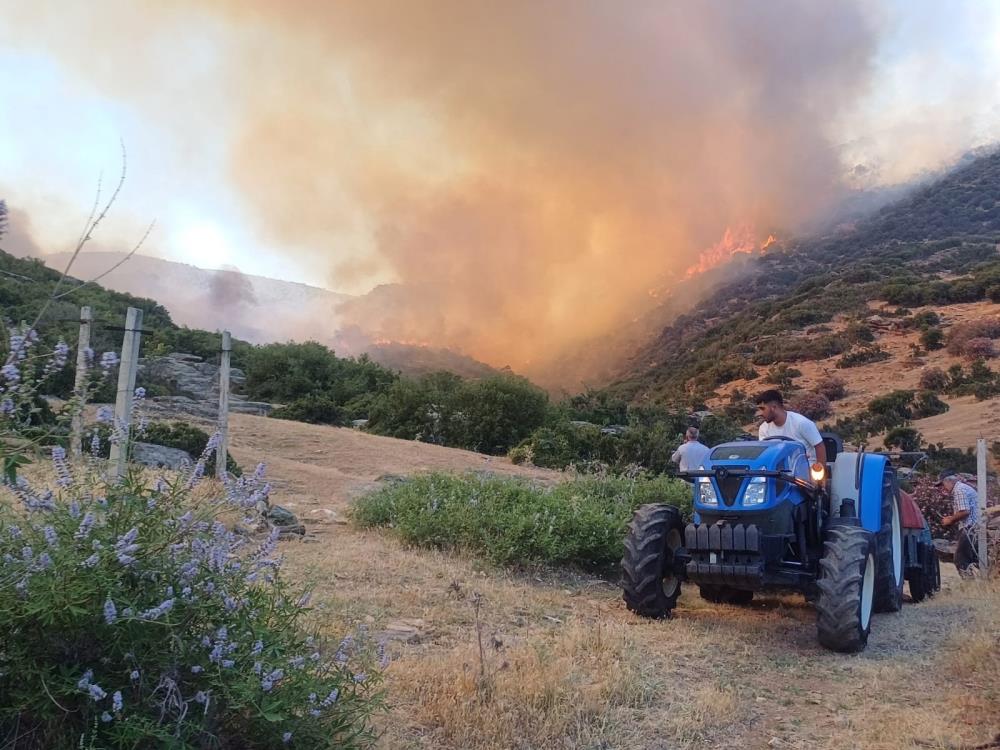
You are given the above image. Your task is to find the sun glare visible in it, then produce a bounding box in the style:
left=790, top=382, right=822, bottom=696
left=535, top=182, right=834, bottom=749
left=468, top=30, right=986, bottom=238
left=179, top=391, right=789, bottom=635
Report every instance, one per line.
left=172, top=220, right=234, bottom=269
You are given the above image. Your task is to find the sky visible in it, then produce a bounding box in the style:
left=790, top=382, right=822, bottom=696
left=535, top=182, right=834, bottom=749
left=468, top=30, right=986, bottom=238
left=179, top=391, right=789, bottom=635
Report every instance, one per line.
left=1, top=1, right=998, bottom=375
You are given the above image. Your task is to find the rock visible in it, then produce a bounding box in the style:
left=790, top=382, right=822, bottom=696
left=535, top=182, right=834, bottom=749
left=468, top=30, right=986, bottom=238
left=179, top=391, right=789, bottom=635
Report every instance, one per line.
left=132, top=442, right=193, bottom=470
left=138, top=352, right=273, bottom=418
left=381, top=618, right=426, bottom=644
left=267, top=504, right=300, bottom=527
left=270, top=521, right=305, bottom=537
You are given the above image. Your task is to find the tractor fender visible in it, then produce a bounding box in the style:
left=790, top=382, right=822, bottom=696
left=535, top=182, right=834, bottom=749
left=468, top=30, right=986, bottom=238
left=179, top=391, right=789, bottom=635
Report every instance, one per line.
left=829, top=452, right=888, bottom=534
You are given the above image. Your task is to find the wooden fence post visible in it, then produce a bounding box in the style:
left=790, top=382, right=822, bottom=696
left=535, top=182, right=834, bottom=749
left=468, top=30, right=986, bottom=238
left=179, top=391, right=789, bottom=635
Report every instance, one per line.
left=109, top=307, right=143, bottom=478
left=217, top=330, right=231, bottom=480
left=69, top=306, right=92, bottom=458
left=977, top=438, right=989, bottom=575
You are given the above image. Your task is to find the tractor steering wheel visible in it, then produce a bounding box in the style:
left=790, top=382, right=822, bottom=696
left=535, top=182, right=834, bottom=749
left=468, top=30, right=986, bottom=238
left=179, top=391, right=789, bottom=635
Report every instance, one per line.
left=763, top=436, right=797, bottom=442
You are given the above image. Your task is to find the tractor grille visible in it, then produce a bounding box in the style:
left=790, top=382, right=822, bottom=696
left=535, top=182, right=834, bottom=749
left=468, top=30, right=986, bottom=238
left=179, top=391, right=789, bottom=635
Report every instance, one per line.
left=717, top=467, right=748, bottom=506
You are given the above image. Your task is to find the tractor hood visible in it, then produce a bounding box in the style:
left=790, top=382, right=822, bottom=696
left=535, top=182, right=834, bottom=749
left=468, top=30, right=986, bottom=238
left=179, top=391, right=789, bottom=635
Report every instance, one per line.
left=691, top=440, right=811, bottom=513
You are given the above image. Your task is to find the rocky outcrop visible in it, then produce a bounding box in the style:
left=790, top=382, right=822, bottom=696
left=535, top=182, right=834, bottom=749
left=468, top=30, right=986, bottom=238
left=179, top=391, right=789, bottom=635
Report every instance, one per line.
left=132, top=442, right=192, bottom=470
left=138, top=353, right=273, bottom=419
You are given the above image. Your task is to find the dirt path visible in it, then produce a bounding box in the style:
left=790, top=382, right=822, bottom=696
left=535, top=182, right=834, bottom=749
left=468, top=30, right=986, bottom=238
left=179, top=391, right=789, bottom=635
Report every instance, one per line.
left=226, top=414, right=1000, bottom=750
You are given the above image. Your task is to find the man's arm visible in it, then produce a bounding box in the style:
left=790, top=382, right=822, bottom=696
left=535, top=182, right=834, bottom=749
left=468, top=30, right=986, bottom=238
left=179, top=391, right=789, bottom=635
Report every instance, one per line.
left=942, top=510, right=970, bottom=527
left=944, top=485, right=975, bottom=526
left=671, top=446, right=683, bottom=464
left=813, top=441, right=827, bottom=467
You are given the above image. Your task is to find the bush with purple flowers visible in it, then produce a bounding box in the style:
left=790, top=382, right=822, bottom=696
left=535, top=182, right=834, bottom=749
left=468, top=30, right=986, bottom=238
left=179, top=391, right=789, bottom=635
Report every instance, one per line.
left=0, top=451, right=383, bottom=748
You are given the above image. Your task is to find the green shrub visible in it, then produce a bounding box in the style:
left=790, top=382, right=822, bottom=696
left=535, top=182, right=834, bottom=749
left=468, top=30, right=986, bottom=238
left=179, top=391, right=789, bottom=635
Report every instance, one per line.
left=351, top=472, right=692, bottom=570
left=705, top=358, right=757, bottom=386
left=0, top=457, right=383, bottom=748
left=243, top=342, right=396, bottom=413
left=919, top=326, right=945, bottom=351
left=764, top=364, right=802, bottom=389
left=868, top=390, right=915, bottom=424
left=271, top=395, right=345, bottom=426
left=368, top=372, right=548, bottom=455
left=844, top=320, right=875, bottom=344
left=451, top=374, right=549, bottom=454
left=910, top=310, right=941, bottom=329
left=697, top=414, right=744, bottom=447
left=884, top=426, right=922, bottom=451
left=835, top=345, right=890, bottom=369
left=912, top=391, right=949, bottom=419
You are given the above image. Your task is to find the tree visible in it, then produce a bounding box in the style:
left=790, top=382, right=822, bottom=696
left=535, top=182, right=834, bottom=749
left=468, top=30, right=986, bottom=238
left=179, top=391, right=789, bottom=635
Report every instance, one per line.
left=452, top=374, right=550, bottom=454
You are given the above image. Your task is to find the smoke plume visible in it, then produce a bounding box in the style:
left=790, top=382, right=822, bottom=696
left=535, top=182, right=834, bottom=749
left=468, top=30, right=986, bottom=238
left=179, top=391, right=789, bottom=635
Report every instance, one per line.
left=3, top=1, right=892, bottom=383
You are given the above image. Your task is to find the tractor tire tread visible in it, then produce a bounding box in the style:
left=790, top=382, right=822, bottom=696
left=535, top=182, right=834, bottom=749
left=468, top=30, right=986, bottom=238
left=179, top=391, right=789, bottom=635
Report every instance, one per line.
left=873, top=487, right=904, bottom=613
left=815, top=525, right=875, bottom=653
left=621, top=504, right=683, bottom=619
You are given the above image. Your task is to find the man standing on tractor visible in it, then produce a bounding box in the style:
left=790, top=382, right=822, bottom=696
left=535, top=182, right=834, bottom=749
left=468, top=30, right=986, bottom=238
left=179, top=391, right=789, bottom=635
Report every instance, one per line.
left=754, top=389, right=827, bottom=467
left=936, top=469, right=981, bottom=577
left=671, top=426, right=710, bottom=472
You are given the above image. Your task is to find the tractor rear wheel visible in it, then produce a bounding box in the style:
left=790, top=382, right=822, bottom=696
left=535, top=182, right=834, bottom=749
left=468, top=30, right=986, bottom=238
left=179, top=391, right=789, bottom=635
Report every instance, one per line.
left=816, top=525, right=877, bottom=653
left=622, top=504, right=685, bottom=618
left=699, top=585, right=754, bottom=605
left=874, top=477, right=904, bottom=613
left=909, top=544, right=941, bottom=603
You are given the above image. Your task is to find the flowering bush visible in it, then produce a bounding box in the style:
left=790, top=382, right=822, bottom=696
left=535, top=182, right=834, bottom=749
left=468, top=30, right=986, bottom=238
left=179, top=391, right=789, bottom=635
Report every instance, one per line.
left=0, top=450, right=383, bottom=748
left=910, top=475, right=998, bottom=539
left=962, top=337, right=996, bottom=360
left=945, top=316, right=1000, bottom=355
left=814, top=374, right=847, bottom=401
left=789, top=391, right=831, bottom=420
left=918, top=367, right=949, bottom=392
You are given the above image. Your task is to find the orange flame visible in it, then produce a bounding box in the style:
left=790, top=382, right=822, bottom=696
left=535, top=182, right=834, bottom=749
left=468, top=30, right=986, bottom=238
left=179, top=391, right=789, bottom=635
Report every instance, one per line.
left=373, top=337, right=433, bottom=348
left=683, top=226, right=778, bottom=279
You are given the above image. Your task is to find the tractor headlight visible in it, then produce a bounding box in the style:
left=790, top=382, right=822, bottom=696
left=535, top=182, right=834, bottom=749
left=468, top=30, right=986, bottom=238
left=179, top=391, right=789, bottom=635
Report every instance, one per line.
left=697, top=477, right=718, bottom=506
left=742, top=476, right=767, bottom=506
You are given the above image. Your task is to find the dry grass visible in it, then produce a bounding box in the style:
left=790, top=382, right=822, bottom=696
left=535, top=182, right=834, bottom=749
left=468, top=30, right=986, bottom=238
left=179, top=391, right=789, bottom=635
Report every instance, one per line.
left=10, top=412, right=999, bottom=748
left=383, top=621, right=651, bottom=749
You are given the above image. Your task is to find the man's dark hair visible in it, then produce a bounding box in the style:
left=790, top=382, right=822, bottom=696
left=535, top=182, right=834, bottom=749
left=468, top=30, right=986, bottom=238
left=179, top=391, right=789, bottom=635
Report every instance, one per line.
left=755, top=389, right=784, bottom=406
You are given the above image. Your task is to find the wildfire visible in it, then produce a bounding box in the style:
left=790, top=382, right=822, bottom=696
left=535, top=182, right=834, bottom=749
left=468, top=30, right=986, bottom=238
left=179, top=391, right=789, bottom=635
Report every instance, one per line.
left=373, top=337, right=433, bottom=348
left=682, top=226, right=778, bottom=279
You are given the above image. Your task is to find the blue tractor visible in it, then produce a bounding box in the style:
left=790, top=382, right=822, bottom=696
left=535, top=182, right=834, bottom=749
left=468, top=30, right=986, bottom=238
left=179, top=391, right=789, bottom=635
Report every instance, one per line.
left=621, top=435, right=941, bottom=652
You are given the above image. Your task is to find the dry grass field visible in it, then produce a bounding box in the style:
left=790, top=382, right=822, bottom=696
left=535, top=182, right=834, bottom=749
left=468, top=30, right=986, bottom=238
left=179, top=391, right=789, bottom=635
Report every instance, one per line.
left=216, top=413, right=1000, bottom=750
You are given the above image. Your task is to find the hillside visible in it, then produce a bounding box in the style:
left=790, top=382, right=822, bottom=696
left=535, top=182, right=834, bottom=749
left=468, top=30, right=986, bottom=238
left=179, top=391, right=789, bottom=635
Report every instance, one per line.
left=38, top=251, right=501, bottom=380
left=609, top=149, right=1000, bottom=424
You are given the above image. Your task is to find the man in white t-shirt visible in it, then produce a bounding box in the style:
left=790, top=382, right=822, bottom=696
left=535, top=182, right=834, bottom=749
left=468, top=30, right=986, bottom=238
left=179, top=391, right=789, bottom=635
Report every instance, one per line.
left=755, top=390, right=827, bottom=466
left=671, top=427, right=711, bottom=472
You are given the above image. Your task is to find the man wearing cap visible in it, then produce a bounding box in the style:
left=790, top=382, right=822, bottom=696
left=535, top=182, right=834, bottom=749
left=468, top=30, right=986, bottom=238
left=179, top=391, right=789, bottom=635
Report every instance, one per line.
left=937, top=469, right=982, bottom=576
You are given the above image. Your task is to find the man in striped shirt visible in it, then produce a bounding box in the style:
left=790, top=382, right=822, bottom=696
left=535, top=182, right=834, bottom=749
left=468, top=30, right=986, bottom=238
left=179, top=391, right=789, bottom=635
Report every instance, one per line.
left=937, top=469, right=982, bottom=576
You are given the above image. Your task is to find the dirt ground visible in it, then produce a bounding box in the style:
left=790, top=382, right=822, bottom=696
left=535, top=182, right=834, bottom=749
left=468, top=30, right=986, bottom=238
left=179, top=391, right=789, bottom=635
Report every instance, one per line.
left=222, top=413, right=1000, bottom=750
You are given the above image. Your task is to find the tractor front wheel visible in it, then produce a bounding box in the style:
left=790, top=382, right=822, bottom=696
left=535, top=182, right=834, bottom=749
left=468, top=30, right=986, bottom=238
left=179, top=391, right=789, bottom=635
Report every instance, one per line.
left=622, top=504, right=685, bottom=618
left=816, top=524, right=877, bottom=653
